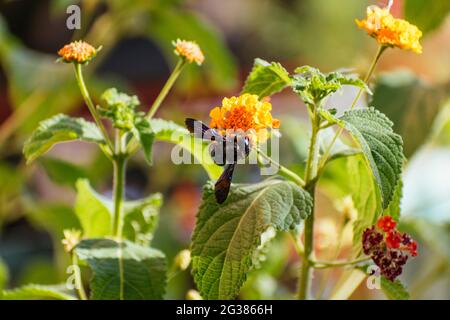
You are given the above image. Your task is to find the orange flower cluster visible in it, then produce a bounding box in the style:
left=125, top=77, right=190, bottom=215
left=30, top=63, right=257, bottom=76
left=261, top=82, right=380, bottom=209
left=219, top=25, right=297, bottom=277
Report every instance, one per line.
left=209, top=94, right=280, bottom=142
left=356, top=5, right=422, bottom=54
left=173, top=39, right=205, bottom=65
left=58, top=40, right=98, bottom=63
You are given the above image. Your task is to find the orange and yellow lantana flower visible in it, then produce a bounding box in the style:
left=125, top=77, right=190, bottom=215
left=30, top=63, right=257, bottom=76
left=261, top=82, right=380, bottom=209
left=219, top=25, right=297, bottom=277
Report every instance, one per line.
left=173, top=39, right=205, bottom=65
left=58, top=40, right=98, bottom=63
left=209, top=94, right=280, bottom=143
left=356, top=5, right=422, bottom=54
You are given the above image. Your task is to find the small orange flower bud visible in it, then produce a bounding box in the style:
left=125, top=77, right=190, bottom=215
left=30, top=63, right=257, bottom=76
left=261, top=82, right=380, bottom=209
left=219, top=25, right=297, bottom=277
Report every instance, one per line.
left=173, top=39, right=205, bottom=65
left=58, top=40, right=98, bottom=64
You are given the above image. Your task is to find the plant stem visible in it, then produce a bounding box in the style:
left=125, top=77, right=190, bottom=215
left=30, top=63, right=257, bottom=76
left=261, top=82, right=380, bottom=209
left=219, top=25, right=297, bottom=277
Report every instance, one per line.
left=112, top=130, right=127, bottom=239
left=311, top=257, right=370, bottom=269
left=317, top=45, right=385, bottom=172
left=73, top=63, right=114, bottom=153
left=71, top=253, right=87, bottom=300
left=297, top=110, right=321, bottom=300
left=256, top=147, right=305, bottom=187
left=146, top=59, right=186, bottom=119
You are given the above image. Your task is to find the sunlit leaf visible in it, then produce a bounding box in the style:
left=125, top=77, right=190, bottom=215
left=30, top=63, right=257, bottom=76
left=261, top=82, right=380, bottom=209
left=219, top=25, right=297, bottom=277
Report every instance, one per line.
left=192, top=180, right=312, bottom=299
left=23, top=115, right=105, bottom=164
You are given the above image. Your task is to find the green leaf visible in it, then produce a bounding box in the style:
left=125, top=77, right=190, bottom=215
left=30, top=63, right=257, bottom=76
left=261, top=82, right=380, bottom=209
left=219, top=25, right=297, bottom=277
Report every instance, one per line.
left=75, top=179, right=112, bottom=238
left=151, top=118, right=222, bottom=180
left=26, top=203, right=81, bottom=238
left=133, top=118, right=155, bottom=165
left=381, top=277, right=410, bottom=300
left=123, top=193, right=162, bottom=246
left=383, top=179, right=403, bottom=222
left=23, top=114, right=104, bottom=163
left=1, top=284, right=77, bottom=300
left=347, top=155, right=382, bottom=255
left=293, top=66, right=369, bottom=105
left=371, top=71, right=450, bottom=157
left=39, top=157, right=89, bottom=187
left=75, top=239, right=167, bottom=300
left=404, top=0, right=450, bottom=35
left=339, top=108, right=404, bottom=209
left=0, top=258, right=8, bottom=291
left=242, top=58, right=292, bottom=98
left=191, top=180, right=313, bottom=300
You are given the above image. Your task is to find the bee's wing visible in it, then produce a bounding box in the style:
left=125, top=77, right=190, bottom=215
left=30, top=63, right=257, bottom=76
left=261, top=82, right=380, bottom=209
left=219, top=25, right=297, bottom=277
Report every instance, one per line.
left=185, top=118, right=223, bottom=141
left=214, top=164, right=235, bottom=204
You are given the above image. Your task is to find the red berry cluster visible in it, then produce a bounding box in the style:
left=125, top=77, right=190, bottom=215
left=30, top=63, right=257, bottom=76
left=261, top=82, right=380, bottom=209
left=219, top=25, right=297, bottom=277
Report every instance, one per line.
left=362, top=216, right=418, bottom=281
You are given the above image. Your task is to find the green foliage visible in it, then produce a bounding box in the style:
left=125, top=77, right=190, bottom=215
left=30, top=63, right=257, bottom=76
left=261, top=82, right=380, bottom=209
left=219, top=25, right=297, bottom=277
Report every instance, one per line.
left=380, top=277, right=410, bottom=300
left=27, top=203, right=81, bottom=238
left=0, top=258, right=8, bottom=291
left=404, top=0, right=450, bottom=35
left=39, top=157, right=89, bottom=188
left=151, top=118, right=222, bottom=180
left=133, top=118, right=155, bottom=165
left=293, top=66, right=369, bottom=105
left=191, top=180, right=312, bottom=299
left=339, top=108, right=404, bottom=209
left=371, top=71, right=450, bottom=157
left=99, top=88, right=140, bottom=131
left=23, top=114, right=105, bottom=163
left=75, top=179, right=113, bottom=238
left=75, top=179, right=162, bottom=243
left=347, top=155, right=381, bottom=255
left=75, top=239, right=167, bottom=300
left=1, top=284, right=76, bottom=300
left=123, top=193, right=162, bottom=246
left=242, top=58, right=292, bottom=98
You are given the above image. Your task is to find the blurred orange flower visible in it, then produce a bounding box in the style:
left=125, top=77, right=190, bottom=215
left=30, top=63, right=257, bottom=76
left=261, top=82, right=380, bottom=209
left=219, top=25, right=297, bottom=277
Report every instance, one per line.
left=173, top=39, right=205, bottom=65
left=356, top=5, right=422, bottom=54
left=58, top=40, right=98, bottom=63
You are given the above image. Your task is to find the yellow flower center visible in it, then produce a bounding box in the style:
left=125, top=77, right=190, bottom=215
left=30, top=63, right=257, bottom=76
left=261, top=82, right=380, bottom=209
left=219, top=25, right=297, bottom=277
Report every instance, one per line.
left=356, top=6, right=422, bottom=54
left=209, top=94, right=280, bottom=142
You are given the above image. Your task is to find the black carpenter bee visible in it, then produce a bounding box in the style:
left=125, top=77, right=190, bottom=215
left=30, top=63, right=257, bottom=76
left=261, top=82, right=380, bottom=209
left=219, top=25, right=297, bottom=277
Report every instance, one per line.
left=185, top=118, right=250, bottom=204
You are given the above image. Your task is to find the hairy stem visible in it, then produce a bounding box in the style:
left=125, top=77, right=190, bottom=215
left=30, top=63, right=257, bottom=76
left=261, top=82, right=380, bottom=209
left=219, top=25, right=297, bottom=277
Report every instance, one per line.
left=74, top=63, right=114, bottom=153
left=297, top=110, right=321, bottom=300
left=112, top=130, right=127, bottom=239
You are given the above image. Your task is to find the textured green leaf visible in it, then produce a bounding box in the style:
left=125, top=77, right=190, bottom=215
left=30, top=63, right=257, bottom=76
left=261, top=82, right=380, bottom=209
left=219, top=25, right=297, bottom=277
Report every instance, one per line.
left=383, top=179, right=403, bottom=222
left=75, top=179, right=112, bottom=238
left=339, top=108, right=404, bottom=209
left=242, top=58, right=292, bottom=98
left=23, top=114, right=104, bottom=163
left=75, top=239, right=167, bottom=300
left=123, top=193, right=162, bottom=246
left=39, top=157, right=89, bottom=188
left=133, top=118, right=155, bottom=165
left=381, top=277, right=410, bottom=300
left=404, top=0, right=450, bottom=35
left=371, top=71, right=450, bottom=157
left=1, top=284, right=76, bottom=300
left=151, top=118, right=222, bottom=180
left=191, top=180, right=312, bottom=300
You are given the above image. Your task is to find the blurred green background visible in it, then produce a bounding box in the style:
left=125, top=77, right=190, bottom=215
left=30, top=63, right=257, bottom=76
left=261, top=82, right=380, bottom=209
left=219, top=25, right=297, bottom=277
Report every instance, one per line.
left=0, top=0, right=449, bottom=299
